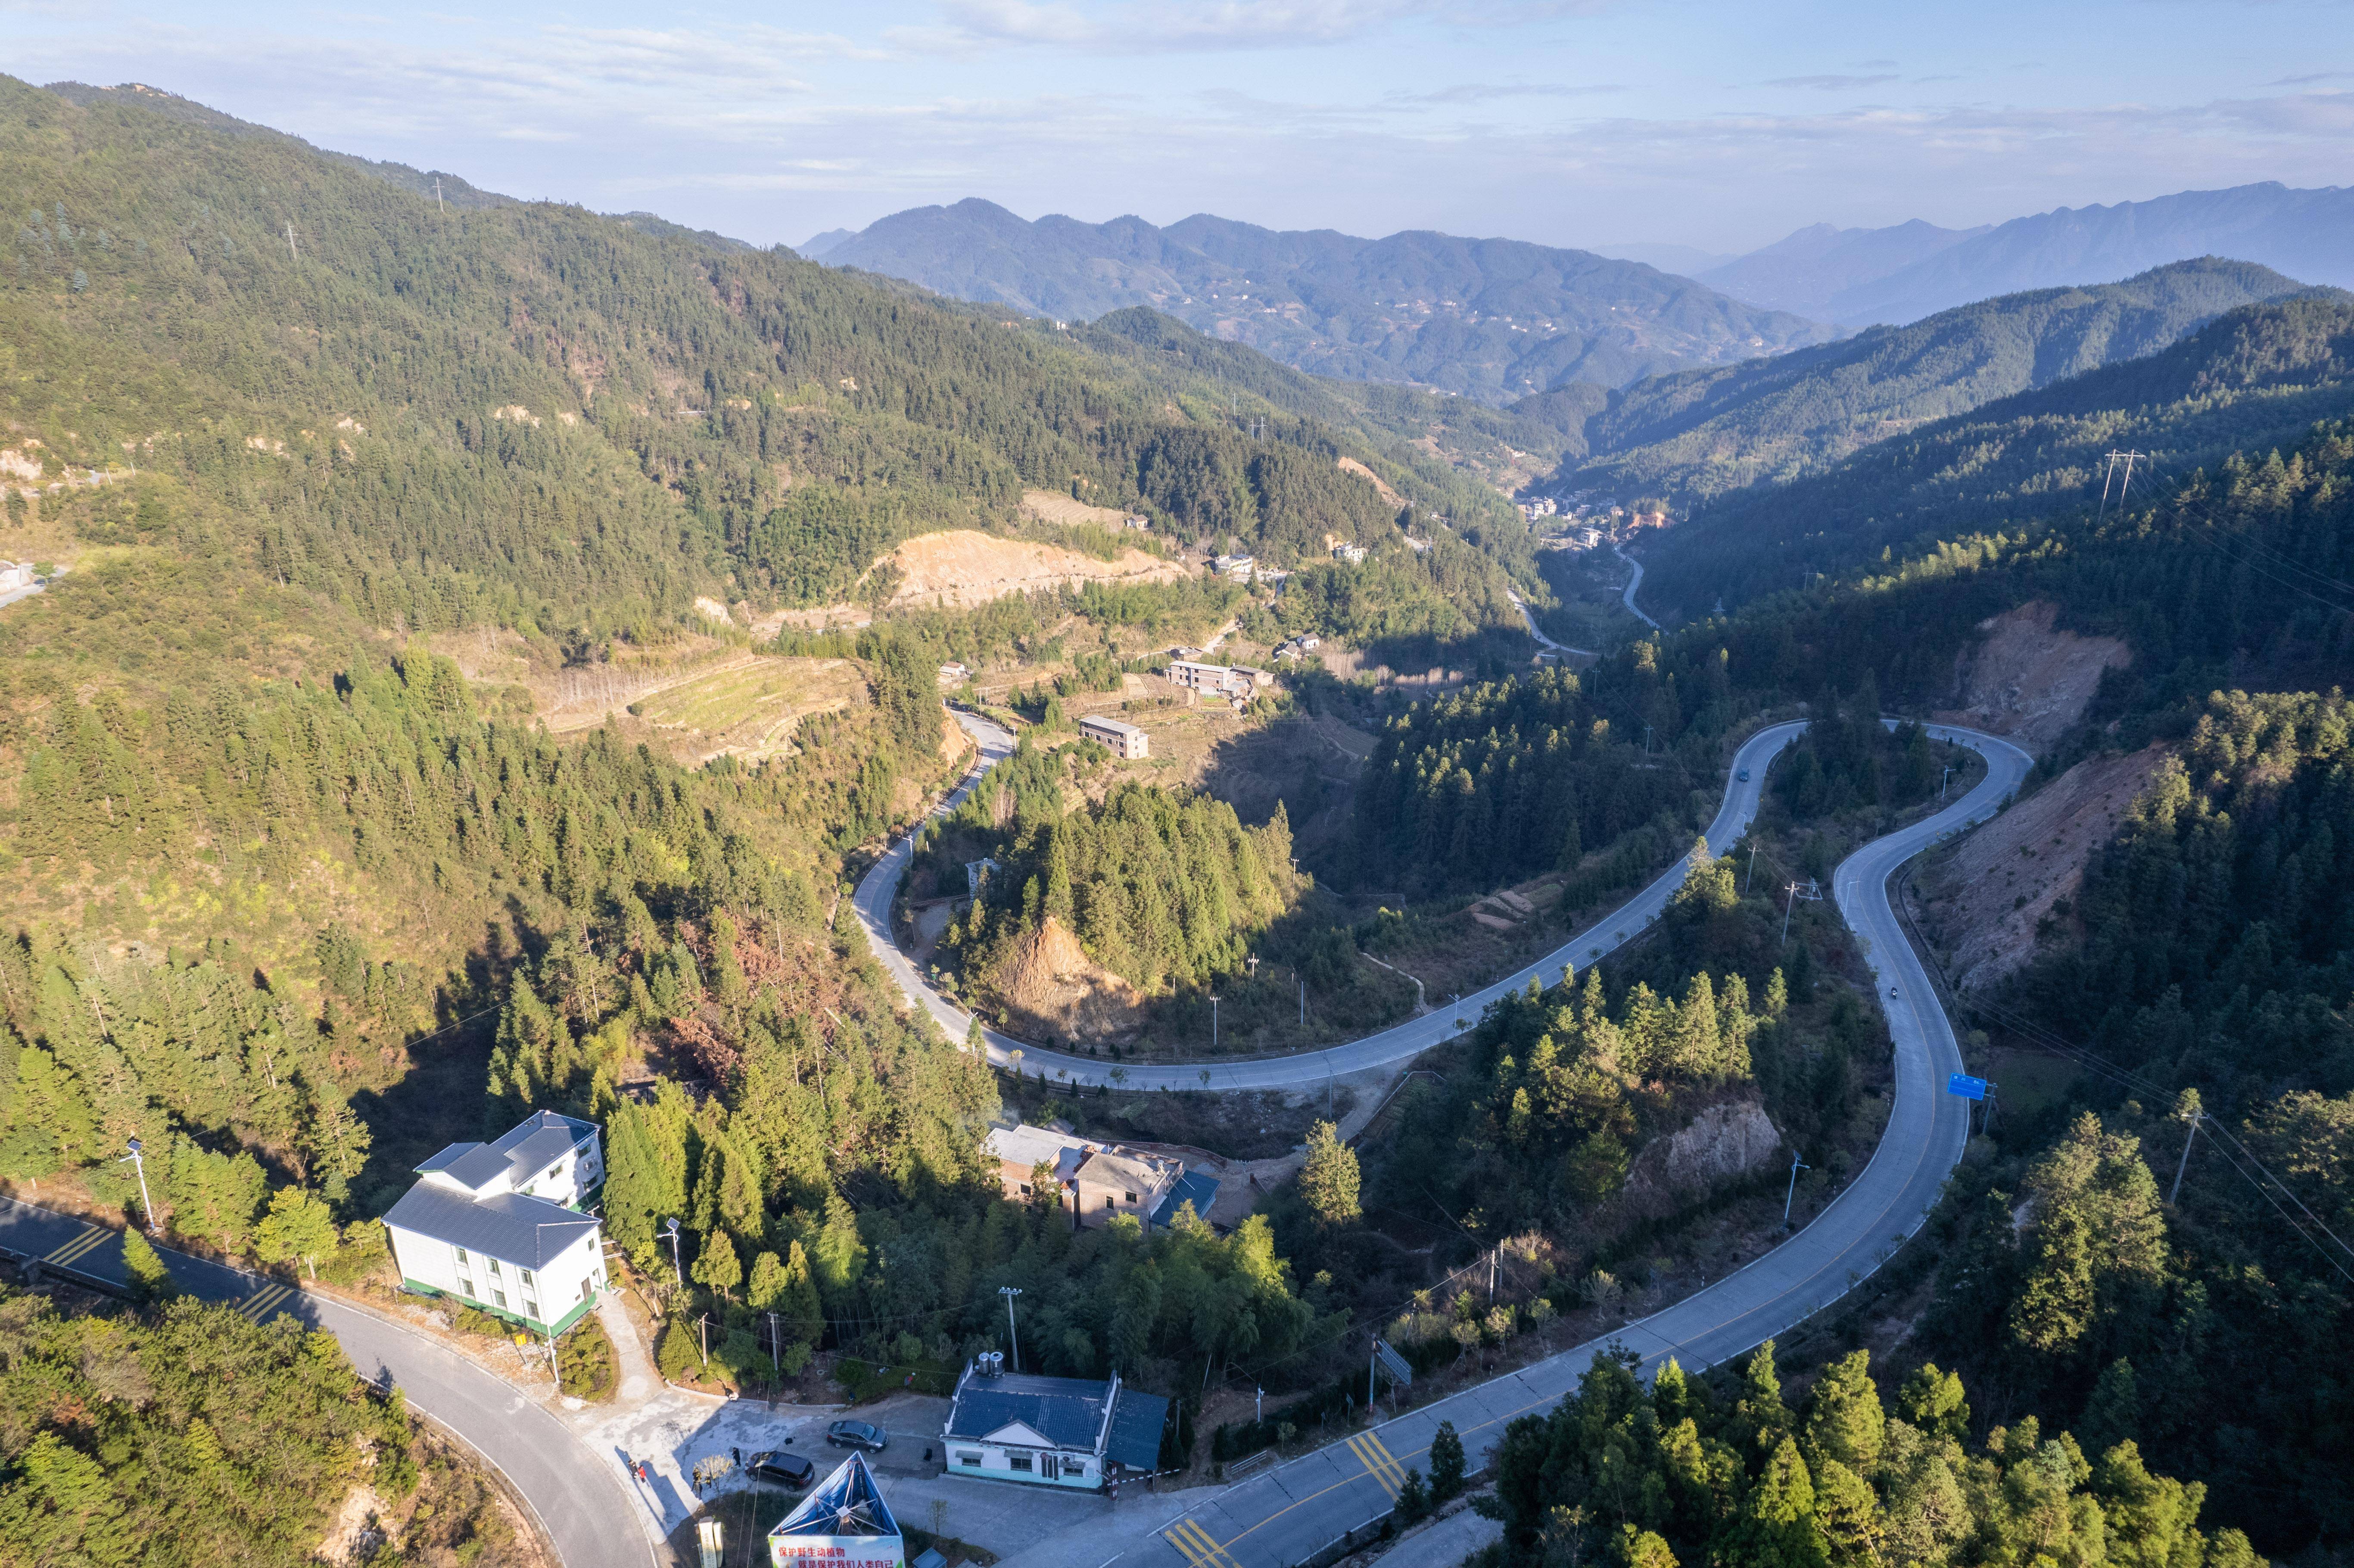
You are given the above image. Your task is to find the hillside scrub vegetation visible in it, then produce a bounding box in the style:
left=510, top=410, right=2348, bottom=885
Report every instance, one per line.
left=0, top=1288, right=537, bottom=1568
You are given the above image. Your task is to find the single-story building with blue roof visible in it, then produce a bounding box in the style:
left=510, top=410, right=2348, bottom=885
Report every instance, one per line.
left=941, top=1360, right=1171, bottom=1490
left=384, top=1111, right=608, bottom=1336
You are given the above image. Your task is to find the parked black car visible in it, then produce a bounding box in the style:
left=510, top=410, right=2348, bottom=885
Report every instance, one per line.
left=745, top=1450, right=815, bottom=1488
left=825, top=1419, right=888, bottom=1453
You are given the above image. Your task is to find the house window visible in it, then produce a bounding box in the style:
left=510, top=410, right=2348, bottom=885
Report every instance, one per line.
left=1009, top=1454, right=1032, bottom=1473
left=1124, top=1192, right=1138, bottom=1204
left=458, top=1277, right=475, bottom=1299
left=455, top=1247, right=470, bottom=1268
left=523, top=1297, right=539, bottom=1319
left=520, top=1269, right=535, bottom=1287
left=956, top=1452, right=982, bottom=1468
left=1018, top=1183, right=1032, bottom=1195
left=486, top=1257, right=502, bottom=1276
left=1040, top=1454, right=1061, bottom=1480
left=492, top=1289, right=508, bottom=1309
left=1067, top=1460, right=1087, bottom=1479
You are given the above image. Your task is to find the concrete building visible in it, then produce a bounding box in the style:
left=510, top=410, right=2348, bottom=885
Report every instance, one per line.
left=0, top=562, right=32, bottom=592
left=1165, top=660, right=1273, bottom=700
left=1331, top=542, right=1368, bottom=564
left=1212, top=553, right=1256, bottom=581
left=1077, top=714, right=1150, bottom=759
left=983, top=1123, right=1219, bottom=1233
left=385, top=1111, right=608, bottom=1335
left=943, top=1361, right=1169, bottom=1491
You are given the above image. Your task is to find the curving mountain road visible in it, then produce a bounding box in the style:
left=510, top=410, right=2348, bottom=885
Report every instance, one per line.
left=857, top=715, right=1821, bottom=1090
left=1142, top=721, right=2032, bottom=1568
left=1616, top=544, right=1661, bottom=629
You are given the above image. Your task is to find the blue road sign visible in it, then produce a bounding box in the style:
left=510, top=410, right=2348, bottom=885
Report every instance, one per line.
left=1947, top=1073, right=1988, bottom=1101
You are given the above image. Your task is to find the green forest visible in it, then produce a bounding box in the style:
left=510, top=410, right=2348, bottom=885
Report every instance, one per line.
left=1555, top=258, right=2310, bottom=507
left=1644, top=294, right=2354, bottom=619
left=0, top=1290, right=529, bottom=1567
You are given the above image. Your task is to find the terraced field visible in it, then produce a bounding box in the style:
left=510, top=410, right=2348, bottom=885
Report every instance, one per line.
left=622, top=653, right=867, bottom=764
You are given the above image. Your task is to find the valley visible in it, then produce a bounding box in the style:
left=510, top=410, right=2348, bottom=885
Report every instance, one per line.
left=0, top=59, right=2350, bottom=1568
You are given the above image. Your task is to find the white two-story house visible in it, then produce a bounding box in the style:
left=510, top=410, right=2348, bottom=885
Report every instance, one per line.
left=384, top=1111, right=608, bottom=1335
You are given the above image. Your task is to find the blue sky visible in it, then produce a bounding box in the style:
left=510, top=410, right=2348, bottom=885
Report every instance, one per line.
left=5, top=0, right=2349, bottom=255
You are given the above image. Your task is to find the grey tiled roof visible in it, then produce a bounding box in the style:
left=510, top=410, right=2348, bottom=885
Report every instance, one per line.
left=383, top=1180, right=598, bottom=1269
left=946, top=1371, right=1112, bottom=1450
left=415, top=1111, right=595, bottom=1195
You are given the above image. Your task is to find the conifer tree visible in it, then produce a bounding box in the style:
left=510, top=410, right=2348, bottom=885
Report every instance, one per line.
left=692, top=1231, right=742, bottom=1301
left=120, top=1226, right=177, bottom=1305
left=1298, top=1120, right=1361, bottom=1227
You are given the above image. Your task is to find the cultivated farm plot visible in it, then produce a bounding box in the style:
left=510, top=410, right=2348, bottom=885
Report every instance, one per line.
left=626, top=655, right=866, bottom=765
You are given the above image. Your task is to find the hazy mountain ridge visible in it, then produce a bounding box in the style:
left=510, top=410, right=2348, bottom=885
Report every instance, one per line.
left=1697, top=182, right=2354, bottom=326
left=1542, top=258, right=2310, bottom=506
left=811, top=197, right=1840, bottom=402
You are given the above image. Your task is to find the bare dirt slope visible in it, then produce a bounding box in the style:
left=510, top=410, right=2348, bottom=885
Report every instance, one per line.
left=1337, top=456, right=1404, bottom=508
left=996, top=915, right=1146, bottom=1045
left=881, top=528, right=1184, bottom=610
left=1019, top=488, right=1133, bottom=526
left=1934, top=600, right=2129, bottom=752
left=1921, top=743, right=2168, bottom=991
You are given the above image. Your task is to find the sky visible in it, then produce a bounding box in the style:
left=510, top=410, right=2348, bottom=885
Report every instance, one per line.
left=4, top=0, right=2350, bottom=257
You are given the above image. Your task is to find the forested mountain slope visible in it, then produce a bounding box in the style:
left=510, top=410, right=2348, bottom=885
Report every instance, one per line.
left=0, top=75, right=1548, bottom=632
left=1643, top=292, right=2354, bottom=618
left=1544, top=259, right=2310, bottom=507
left=812, top=198, right=1838, bottom=402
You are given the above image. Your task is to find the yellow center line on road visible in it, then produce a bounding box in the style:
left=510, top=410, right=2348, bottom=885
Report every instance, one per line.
left=1164, top=1516, right=1243, bottom=1568
left=43, top=1228, right=110, bottom=1267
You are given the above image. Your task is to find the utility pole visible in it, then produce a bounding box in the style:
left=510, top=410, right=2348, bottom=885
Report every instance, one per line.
left=1488, top=1247, right=1498, bottom=1304
left=434, top=176, right=443, bottom=211
left=1779, top=878, right=1822, bottom=945
left=2168, top=1089, right=2203, bottom=1204
left=2098, top=450, right=2146, bottom=519
left=284, top=221, right=297, bottom=262
left=120, top=1139, right=158, bottom=1234
left=665, top=1217, right=684, bottom=1287
left=1256, top=1386, right=1264, bottom=1422
left=1782, top=1153, right=1809, bottom=1230
left=1000, top=1285, right=1024, bottom=1371
left=1744, top=840, right=1758, bottom=893
left=1940, top=765, right=1954, bottom=800
left=1299, top=975, right=1306, bottom=1029
left=1210, top=995, right=1220, bottom=1051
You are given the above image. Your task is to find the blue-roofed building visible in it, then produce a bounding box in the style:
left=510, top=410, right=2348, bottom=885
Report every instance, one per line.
left=384, top=1111, right=609, bottom=1336
left=769, top=1453, right=902, bottom=1566
left=941, top=1361, right=1171, bottom=1491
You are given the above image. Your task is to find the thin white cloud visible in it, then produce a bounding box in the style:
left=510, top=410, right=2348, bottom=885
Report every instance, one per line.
left=1392, top=81, right=1630, bottom=105
left=1765, top=74, right=1901, bottom=90
left=913, top=0, right=1605, bottom=54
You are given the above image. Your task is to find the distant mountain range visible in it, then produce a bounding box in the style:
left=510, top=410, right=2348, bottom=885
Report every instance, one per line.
left=1544, top=257, right=2313, bottom=506
left=801, top=200, right=1837, bottom=401
left=1691, top=183, right=2354, bottom=325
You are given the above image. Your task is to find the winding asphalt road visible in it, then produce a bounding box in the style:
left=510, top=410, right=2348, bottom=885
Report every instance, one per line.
left=1146, top=720, right=2032, bottom=1568
left=1616, top=545, right=1661, bottom=630
left=0, top=1202, right=655, bottom=1568
left=857, top=716, right=1822, bottom=1091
